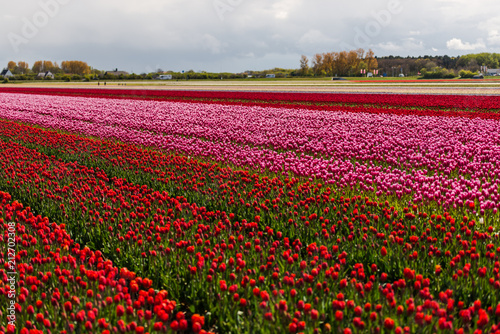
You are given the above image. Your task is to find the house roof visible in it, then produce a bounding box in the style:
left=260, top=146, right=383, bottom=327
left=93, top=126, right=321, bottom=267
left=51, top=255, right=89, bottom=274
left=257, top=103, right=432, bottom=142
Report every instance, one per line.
left=1, top=69, right=12, bottom=76
left=38, top=71, right=54, bottom=77
left=105, top=70, right=129, bottom=76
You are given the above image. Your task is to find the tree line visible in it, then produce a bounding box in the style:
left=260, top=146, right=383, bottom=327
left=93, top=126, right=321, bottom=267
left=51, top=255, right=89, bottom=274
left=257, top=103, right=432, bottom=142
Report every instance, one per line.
left=7, top=60, right=91, bottom=76
left=367, top=53, right=500, bottom=78
left=3, top=53, right=500, bottom=82
left=2, top=59, right=297, bottom=81
left=300, top=52, right=500, bottom=78
left=299, top=49, right=378, bottom=77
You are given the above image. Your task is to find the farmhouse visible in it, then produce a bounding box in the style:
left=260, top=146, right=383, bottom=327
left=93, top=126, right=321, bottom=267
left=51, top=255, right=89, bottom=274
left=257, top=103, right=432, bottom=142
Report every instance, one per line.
left=0, top=69, right=13, bottom=78
left=37, top=71, right=55, bottom=79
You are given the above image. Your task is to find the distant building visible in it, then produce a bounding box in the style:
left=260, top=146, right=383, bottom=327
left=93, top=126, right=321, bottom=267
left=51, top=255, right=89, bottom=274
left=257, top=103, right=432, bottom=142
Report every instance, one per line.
left=265, top=74, right=275, bottom=78
left=486, top=69, right=500, bottom=76
left=104, top=69, right=129, bottom=77
left=158, top=74, right=172, bottom=80
left=37, top=71, right=54, bottom=79
left=1, top=69, right=13, bottom=78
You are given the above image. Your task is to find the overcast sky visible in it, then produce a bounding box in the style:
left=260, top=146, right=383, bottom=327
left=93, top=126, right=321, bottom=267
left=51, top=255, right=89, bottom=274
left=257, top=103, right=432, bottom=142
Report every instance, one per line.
left=1, top=0, right=499, bottom=73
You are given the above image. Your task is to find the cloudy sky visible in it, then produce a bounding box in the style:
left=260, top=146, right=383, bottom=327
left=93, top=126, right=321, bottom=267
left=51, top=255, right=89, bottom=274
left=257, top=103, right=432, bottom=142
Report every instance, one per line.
left=1, top=0, right=499, bottom=73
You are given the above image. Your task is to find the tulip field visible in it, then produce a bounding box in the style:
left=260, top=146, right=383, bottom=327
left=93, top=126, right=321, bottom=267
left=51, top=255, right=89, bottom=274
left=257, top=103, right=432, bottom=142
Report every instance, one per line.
left=1, top=88, right=500, bottom=334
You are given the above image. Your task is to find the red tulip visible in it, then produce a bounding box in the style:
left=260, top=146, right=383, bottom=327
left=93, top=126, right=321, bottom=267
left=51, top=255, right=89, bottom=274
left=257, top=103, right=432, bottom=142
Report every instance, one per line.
left=381, top=247, right=387, bottom=257
left=384, top=317, right=395, bottom=330
left=116, top=305, right=125, bottom=317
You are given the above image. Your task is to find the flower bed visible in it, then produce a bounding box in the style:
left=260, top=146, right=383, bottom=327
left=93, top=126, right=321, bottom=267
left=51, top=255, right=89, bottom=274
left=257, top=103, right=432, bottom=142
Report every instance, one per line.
left=0, top=90, right=500, bottom=333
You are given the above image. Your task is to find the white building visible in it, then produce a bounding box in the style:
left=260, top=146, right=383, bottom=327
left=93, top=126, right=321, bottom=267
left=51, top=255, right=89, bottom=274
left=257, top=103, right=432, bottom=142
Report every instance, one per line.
left=486, top=69, right=500, bottom=76
left=158, top=74, right=172, bottom=80
left=1, top=69, right=13, bottom=78
left=37, top=71, right=54, bottom=79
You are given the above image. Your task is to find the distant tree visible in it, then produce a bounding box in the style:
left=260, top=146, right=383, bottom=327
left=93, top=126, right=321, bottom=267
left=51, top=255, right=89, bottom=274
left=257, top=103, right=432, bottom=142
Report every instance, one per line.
left=17, top=61, right=29, bottom=74
left=466, top=58, right=479, bottom=72
left=32, top=61, right=43, bottom=73
left=478, top=53, right=500, bottom=69
left=61, top=60, right=90, bottom=75
left=7, top=61, right=16, bottom=71
left=346, top=50, right=360, bottom=76
left=322, top=52, right=334, bottom=76
left=420, top=67, right=456, bottom=79
left=43, top=61, right=55, bottom=72
left=330, top=52, right=340, bottom=76
left=356, top=48, right=365, bottom=61
left=307, top=49, right=375, bottom=77
left=442, top=55, right=453, bottom=68
left=458, top=70, right=478, bottom=78
left=52, top=62, right=62, bottom=74
left=336, top=51, right=349, bottom=76
left=423, top=61, right=437, bottom=71
left=359, top=60, right=367, bottom=72
left=312, top=54, right=324, bottom=76
left=414, top=59, right=427, bottom=72
left=365, top=49, right=378, bottom=71
left=299, top=55, right=309, bottom=76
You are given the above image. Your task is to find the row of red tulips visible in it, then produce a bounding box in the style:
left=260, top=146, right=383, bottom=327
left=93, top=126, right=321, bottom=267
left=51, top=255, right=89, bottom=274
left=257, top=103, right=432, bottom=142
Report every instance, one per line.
left=0, top=190, right=211, bottom=334
left=1, top=87, right=500, bottom=116
left=1, top=120, right=500, bottom=332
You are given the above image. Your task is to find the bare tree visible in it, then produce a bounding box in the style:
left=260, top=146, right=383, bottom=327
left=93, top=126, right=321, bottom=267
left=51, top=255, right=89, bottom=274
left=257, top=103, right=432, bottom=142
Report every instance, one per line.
left=299, top=55, right=309, bottom=76
left=312, top=53, right=324, bottom=76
